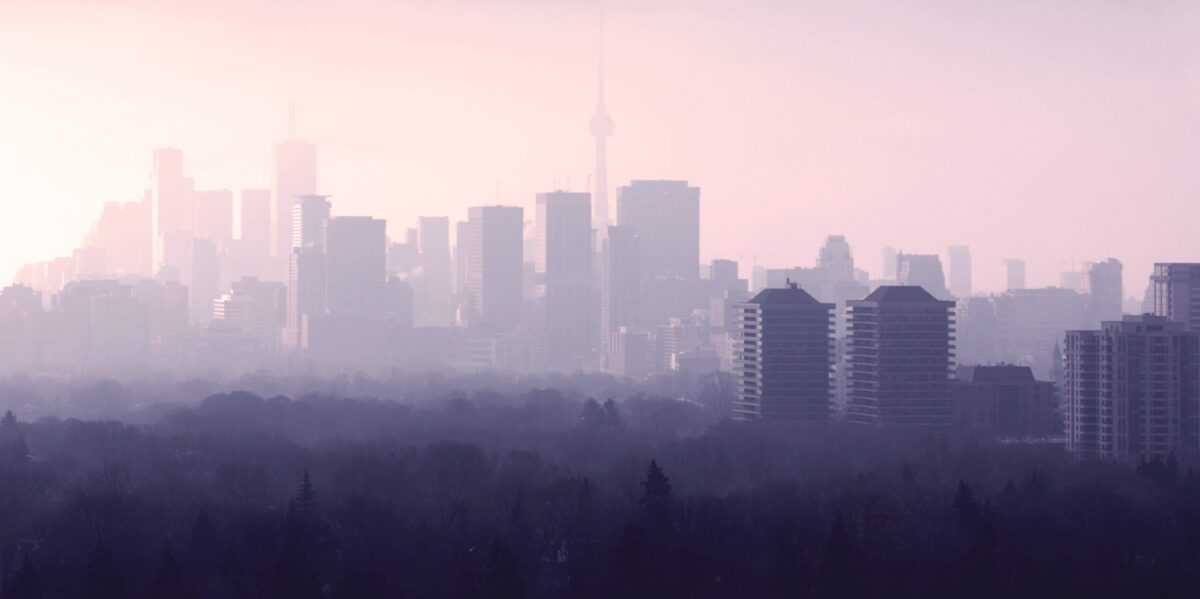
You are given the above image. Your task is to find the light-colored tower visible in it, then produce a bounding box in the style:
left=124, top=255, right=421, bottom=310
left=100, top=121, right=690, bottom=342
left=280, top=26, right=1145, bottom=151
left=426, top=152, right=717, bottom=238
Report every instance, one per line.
left=589, top=28, right=614, bottom=231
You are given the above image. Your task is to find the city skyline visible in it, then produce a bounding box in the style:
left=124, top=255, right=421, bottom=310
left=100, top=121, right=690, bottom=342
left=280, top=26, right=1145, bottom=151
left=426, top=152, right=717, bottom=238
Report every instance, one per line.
left=5, top=1, right=1199, bottom=292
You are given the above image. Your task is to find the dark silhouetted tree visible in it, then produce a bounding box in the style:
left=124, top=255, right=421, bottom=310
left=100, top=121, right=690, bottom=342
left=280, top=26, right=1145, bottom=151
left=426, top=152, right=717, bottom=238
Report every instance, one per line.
left=638, top=459, right=673, bottom=536
left=269, top=501, right=321, bottom=599
left=150, top=542, right=187, bottom=598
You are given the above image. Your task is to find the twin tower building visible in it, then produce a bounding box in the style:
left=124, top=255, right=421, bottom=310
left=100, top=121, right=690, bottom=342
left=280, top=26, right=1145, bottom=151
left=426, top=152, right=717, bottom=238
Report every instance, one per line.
left=733, top=282, right=956, bottom=426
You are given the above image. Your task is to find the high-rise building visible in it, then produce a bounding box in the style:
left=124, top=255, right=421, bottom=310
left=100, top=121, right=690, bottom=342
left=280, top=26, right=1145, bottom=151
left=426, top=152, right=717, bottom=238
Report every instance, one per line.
left=818, top=236, right=855, bottom=283
left=1152, top=263, right=1200, bottom=332
left=590, top=36, right=615, bottom=231
left=947, top=245, right=972, bottom=299
left=733, top=284, right=834, bottom=422
left=292, top=195, right=331, bottom=249
left=1065, top=315, right=1200, bottom=461
left=846, top=286, right=956, bottom=428
left=415, top=216, right=453, bottom=327
left=1087, top=258, right=1123, bottom=325
left=536, top=192, right=596, bottom=367
left=151, top=148, right=192, bottom=274
left=616, top=180, right=700, bottom=281
left=896, top=254, right=949, bottom=300
left=285, top=195, right=330, bottom=347
left=466, top=206, right=524, bottom=333
left=274, top=129, right=317, bottom=261
left=600, top=225, right=640, bottom=366
left=325, top=217, right=387, bottom=316
left=1004, top=258, right=1026, bottom=291
left=212, top=276, right=286, bottom=348
left=190, top=238, right=220, bottom=326
left=880, top=246, right=898, bottom=280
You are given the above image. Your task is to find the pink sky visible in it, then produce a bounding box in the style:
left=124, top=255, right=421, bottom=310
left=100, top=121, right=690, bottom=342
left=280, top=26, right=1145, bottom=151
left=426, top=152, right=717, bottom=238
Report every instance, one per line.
left=2, top=0, right=1198, bottom=294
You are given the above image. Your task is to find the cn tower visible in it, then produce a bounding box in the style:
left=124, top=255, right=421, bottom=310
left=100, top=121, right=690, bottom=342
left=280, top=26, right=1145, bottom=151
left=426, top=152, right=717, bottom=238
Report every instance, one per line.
left=589, top=27, right=614, bottom=230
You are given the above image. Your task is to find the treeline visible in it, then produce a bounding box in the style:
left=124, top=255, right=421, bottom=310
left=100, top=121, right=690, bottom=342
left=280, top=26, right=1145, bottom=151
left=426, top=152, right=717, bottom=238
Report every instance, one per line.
left=0, top=386, right=1197, bottom=598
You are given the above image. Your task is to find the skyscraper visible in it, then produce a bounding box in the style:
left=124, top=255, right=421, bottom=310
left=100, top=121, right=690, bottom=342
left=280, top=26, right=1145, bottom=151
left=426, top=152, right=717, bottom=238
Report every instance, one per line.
left=1065, top=315, right=1200, bottom=461
left=536, top=192, right=595, bottom=367
left=846, top=286, right=956, bottom=428
left=1004, top=258, right=1026, bottom=291
left=590, top=33, right=615, bottom=231
left=881, top=246, right=898, bottom=280
left=274, top=120, right=317, bottom=261
left=285, top=195, right=330, bottom=346
left=947, top=245, right=972, bottom=299
left=896, top=253, right=949, bottom=299
left=616, top=180, right=700, bottom=281
left=600, top=225, right=640, bottom=367
left=325, top=216, right=387, bottom=315
left=1087, top=258, right=1123, bottom=325
left=416, top=216, right=453, bottom=327
left=818, top=235, right=855, bottom=283
left=1152, top=263, right=1200, bottom=332
left=151, top=148, right=190, bottom=273
left=466, top=206, right=524, bottom=333
left=733, top=284, right=834, bottom=421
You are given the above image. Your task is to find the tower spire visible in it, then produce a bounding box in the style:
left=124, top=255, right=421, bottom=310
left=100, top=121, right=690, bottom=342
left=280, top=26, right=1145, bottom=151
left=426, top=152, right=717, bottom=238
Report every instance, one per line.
left=589, top=12, right=615, bottom=231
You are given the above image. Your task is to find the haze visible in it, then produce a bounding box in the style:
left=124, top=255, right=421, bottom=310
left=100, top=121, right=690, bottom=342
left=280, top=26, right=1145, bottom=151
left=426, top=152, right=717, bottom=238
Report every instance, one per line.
left=3, top=0, right=1197, bottom=291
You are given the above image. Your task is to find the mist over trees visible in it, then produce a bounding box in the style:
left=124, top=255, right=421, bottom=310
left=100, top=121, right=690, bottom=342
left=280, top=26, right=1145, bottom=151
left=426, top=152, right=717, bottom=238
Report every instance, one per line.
left=0, top=373, right=1195, bottom=598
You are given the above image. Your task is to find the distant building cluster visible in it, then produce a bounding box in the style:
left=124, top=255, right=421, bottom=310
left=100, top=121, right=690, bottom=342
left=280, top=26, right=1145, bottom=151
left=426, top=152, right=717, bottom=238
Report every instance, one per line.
left=5, top=92, right=1200, bottom=466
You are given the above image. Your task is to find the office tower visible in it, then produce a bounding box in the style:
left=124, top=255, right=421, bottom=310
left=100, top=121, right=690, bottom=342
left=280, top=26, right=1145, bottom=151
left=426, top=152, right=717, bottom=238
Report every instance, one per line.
left=190, top=238, right=220, bottom=326
left=274, top=121, right=317, bottom=260
left=1004, top=258, right=1026, bottom=291
left=285, top=195, right=330, bottom=346
left=536, top=192, right=596, bottom=367
left=994, top=287, right=1087, bottom=379
left=193, top=189, right=234, bottom=249
left=711, top=259, right=739, bottom=284
left=881, top=246, right=898, bottom=280
left=151, top=148, right=191, bottom=273
left=292, top=195, right=331, bottom=249
left=616, top=180, right=700, bottom=281
left=453, top=220, right=469, bottom=296
left=953, top=365, right=1059, bottom=438
left=733, top=284, right=834, bottom=422
left=325, top=217, right=387, bottom=315
left=54, top=280, right=151, bottom=368
left=590, top=35, right=615, bottom=230
left=600, top=225, right=640, bottom=367
left=416, top=216, right=452, bottom=327
left=947, top=245, right=972, bottom=299
left=957, top=296, right=998, bottom=366
left=130, top=279, right=189, bottom=342
left=1152, top=263, right=1200, bottom=332
left=818, top=235, right=855, bottom=282
left=239, top=189, right=272, bottom=258
left=466, top=206, right=524, bottom=332
left=846, top=286, right=956, bottom=428
left=1065, top=315, right=1200, bottom=461
left=896, top=253, right=950, bottom=299
left=608, top=327, right=651, bottom=378
left=1087, top=258, right=1123, bottom=325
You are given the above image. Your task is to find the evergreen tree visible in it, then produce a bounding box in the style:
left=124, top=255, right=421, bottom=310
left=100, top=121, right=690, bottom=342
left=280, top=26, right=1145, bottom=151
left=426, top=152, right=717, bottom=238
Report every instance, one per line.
left=820, top=511, right=855, bottom=598
left=295, top=469, right=319, bottom=522
left=638, top=459, right=673, bottom=535
left=0, top=410, right=16, bottom=433
left=953, top=480, right=979, bottom=522
left=10, top=434, right=29, bottom=467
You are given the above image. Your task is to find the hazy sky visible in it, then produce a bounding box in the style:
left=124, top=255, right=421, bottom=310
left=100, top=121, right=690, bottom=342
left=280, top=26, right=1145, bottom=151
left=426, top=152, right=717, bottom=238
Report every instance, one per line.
left=2, top=0, right=1198, bottom=294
